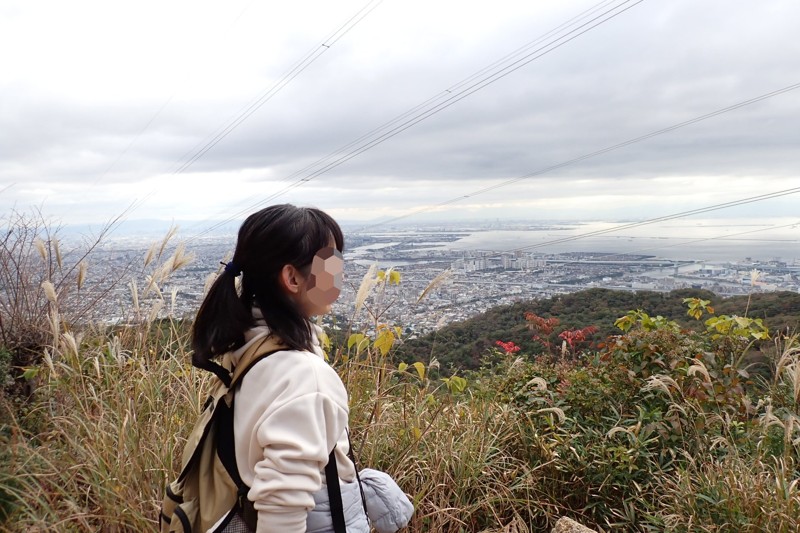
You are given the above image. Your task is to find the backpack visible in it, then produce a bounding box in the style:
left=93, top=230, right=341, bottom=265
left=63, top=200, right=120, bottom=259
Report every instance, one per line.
left=159, top=335, right=349, bottom=533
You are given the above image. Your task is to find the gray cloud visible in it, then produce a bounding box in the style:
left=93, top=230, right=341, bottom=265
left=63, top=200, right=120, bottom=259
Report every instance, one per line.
left=1, top=0, right=799, bottom=227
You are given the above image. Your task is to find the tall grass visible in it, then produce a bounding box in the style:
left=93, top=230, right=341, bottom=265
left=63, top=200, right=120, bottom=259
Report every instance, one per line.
left=1, top=218, right=799, bottom=531
left=0, top=216, right=201, bottom=530
left=345, top=359, right=558, bottom=531
left=1, top=323, right=200, bottom=530
left=653, top=455, right=799, bottom=532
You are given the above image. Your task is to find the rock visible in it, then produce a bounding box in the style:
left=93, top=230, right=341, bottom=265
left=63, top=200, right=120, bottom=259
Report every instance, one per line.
left=551, top=517, right=598, bottom=533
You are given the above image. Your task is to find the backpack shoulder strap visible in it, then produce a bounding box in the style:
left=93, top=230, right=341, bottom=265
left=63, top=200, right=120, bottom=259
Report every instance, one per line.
left=324, top=448, right=347, bottom=533
left=230, top=335, right=288, bottom=388
left=218, top=334, right=289, bottom=531
left=193, top=357, right=235, bottom=387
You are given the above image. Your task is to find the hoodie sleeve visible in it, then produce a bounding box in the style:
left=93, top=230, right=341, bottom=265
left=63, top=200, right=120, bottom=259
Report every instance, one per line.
left=234, top=350, right=350, bottom=533
left=250, top=391, right=349, bottom=532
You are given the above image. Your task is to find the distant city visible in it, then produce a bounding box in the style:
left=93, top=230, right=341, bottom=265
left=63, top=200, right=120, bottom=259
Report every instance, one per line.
left=77, top=221, right=800, bottom=337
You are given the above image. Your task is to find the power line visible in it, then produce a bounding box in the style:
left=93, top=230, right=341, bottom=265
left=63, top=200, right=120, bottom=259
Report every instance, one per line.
left=260, top=0, right=644, bottom=190
left=536, top=221, right=800, bottom=264
left=188, top=0, right=624, bottom=230
left=508, top=187, right=800, bottom=253
left=91, top=1, right=259, bottom=186
left=356, top=81, right=800, bottom=232
left=276, top=0, right=622, bottom=187
left=186, top=0, right=645, bottom=241
left=92, top=96, right=176, bottom=187
left=117, top=0, right=384, bottom=230
left=169, top=0, right=384, bottom=176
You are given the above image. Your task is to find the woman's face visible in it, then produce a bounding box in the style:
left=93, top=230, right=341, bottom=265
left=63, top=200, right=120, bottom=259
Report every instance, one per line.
left=298, top=246, right=344, bottom=317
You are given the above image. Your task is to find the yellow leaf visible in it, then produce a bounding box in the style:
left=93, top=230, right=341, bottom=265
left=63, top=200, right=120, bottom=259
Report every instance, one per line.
left=412, top=361, right=425, bottom=380
left=412, top=426, right=422, bottom=440
left=347, top=333, right=365, bottom=349
left=374, top=330, right=395, bottom=357
left=318, top=330, right=331, bottom=350
left=389, top=270, right=402, bottom=285
left=398, top=362, right=408, bottom=372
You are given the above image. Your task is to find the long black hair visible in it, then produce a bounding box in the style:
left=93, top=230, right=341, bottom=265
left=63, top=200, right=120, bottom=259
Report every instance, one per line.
left=191, top=204, right=344, bottom=368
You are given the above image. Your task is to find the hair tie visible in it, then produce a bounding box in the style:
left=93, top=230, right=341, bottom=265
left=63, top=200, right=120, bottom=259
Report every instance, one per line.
left=220, top=261, right=242, bottom=277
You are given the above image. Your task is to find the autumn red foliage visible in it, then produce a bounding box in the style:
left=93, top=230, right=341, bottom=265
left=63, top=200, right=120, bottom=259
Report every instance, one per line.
left=495, top=340, right=521, bottom=354
left=524, top=312, right=560, bottom=335
left=558, top=326, right=600, bottom=348
left=525, top=312, right=599, bottom=356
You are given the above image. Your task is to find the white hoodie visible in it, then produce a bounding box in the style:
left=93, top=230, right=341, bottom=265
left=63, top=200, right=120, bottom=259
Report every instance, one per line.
left=231, top=322, right=358, bottom=533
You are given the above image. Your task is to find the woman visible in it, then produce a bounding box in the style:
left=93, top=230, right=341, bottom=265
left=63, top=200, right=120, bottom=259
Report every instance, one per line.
left=191, top=204, right=368, bottom=533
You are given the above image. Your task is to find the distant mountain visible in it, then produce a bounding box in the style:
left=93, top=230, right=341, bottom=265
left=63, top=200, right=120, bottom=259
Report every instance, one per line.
left=60, top=219, right=240, bottom=239
left=395, top=288, right=800, bottom=371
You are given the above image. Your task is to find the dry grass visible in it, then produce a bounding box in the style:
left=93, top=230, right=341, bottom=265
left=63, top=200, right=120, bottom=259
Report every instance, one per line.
left=653, top=455, right=799, bottom=532
left=1, top=331, right=201, bottom=530
left=2, top=328, right=799, bottom=532
left=1, top=219, right=799, bottom=532
left=348, top=374, right=558, bottom=531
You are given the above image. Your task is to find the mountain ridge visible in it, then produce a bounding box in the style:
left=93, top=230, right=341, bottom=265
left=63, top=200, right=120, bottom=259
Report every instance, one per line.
left=396, top=288, right=800, bottom=371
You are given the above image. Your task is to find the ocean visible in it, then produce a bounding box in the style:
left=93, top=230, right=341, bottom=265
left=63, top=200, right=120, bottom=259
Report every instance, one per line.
left=444, top=218, right=799, bottom=262
left=354, top=218, right=799, bottom=263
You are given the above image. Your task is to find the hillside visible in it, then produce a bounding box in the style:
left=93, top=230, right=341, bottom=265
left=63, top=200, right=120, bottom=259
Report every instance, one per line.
left=397, top=288, right=800, bottom=370
left=3, top=235, right=800, bottom=531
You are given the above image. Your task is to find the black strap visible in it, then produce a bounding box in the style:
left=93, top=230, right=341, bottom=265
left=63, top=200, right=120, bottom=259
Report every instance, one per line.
left=221, top=352, right=286, bottom=490
left=194, top=358, right=232, bottom=387
left=346, top=430, right=369, bottom=519
left=219, top=348, right=286, bottom=531
left=325, top=449, right=347, bottom=533
left=230, top=349, right=285, bottom=388
left=236, top=450, right=343, bottom=531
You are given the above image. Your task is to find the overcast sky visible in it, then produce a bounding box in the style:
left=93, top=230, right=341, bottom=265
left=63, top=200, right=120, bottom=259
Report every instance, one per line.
left=1, top=0, right=799, bottom=237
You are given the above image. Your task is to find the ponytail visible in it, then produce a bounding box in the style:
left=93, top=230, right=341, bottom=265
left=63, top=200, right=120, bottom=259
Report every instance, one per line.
left=190, top=204, right=344, bottom=367
left=190, top=268, right=252, bottom=369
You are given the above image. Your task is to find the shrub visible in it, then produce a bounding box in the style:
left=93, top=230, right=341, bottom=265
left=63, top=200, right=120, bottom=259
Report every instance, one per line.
left=1, top=244, right=798, bottom=532
left=473, top=302, right=799, bottom=531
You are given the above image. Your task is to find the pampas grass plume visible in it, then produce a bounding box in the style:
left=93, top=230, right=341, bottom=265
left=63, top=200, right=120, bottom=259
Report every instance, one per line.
left=41, top=280, right=57, bottom=304
left=34, top=237, right=47, bottom=261
left=77, top=260, right=88, bottom=290
left=354, top=263, right=378, bottom=318
left=54, top=239, right=62, bottom=269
